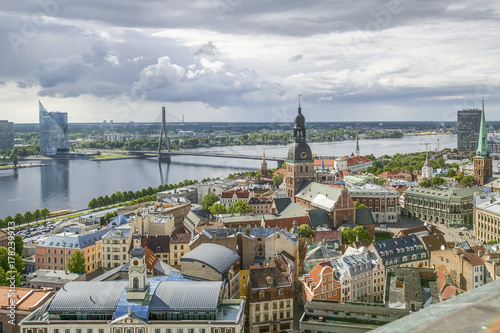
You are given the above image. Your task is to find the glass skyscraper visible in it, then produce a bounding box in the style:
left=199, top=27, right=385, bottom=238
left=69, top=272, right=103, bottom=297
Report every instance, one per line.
left=0, top=120, right=14, bottom=150
left=39, top=101, right=69, bottom=156
left=457, top=109, right=481, bottom=153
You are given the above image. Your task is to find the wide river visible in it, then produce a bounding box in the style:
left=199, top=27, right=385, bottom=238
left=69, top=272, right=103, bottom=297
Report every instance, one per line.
left=0, top=134, right=455, bottom=217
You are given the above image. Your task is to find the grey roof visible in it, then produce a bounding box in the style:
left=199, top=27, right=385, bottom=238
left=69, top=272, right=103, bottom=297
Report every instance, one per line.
left=279, top=202, right=309, bottom=218
left=371, top=235, right=427, bottom=267
left=28, top=269, right=82, bottom=285
left=193, top=226, right=297, bottom=244
left=308, top=209, right=333, bottom=229
left=102, top=224, right=132, bottom=239
left=181, top=243, right=239, bottom=274
left=184, top=211, right=206, bottom=230
left=305, top=244, right=340, bottom=261
left=295, top=181, right=343, bottom=202
left=355, top=208, right=376, bottom=225
left=38, top=228, right=109, bottom=249
left=49, top=281, right=128, bottom=312
left=332, top=253, right=372, bottom=278
left=150, top=281, right=222, bottom=311
left=371, top=278, right=500, bottom=333
left=273, top=198, right=292, bottom=214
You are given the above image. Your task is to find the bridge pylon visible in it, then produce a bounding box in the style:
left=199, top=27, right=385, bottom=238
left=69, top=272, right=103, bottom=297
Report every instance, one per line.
left=158, top=106, right=170, bottom=163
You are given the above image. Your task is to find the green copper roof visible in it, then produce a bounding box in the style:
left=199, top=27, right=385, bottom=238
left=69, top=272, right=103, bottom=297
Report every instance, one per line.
left=476, top=99, right=488, bottom=157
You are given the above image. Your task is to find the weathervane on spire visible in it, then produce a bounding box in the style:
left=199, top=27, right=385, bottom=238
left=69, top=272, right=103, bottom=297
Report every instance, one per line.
left=298, top=94, right=301, bottom=107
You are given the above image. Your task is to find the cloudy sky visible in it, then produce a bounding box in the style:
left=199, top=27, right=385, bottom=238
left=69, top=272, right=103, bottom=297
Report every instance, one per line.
left=1, top=0, right=499, bottom=123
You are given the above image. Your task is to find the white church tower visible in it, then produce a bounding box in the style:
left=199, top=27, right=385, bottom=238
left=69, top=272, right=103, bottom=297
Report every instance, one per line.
left=127, top=234, right=150, bottom=300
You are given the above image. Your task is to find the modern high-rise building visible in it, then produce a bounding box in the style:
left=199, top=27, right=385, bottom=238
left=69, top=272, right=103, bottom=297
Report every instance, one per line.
left=457, top=109, right=481, bottom=153
left=39, top=101, right=69, bottom=156
left=0, top=120, right=14, bottom=150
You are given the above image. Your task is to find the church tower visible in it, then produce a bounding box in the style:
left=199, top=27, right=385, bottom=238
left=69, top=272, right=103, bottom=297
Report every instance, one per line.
left=285, top=99, right=314, bottom=202
left=127, top=234, right=149, bottom=300
left=473, top=99, right=492, bottom=186
left=421, top=150, right=433, bottom=179
left=261, top=149, right=268, bottom=176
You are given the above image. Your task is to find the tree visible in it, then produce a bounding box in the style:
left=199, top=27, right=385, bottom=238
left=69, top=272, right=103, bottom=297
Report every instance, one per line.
left=88, top=198, right=98, bottom=210
left=33, top=209, right=41, bottom=222
left=209, top=203, right=227, bottom=214
left=461, top=175, right=475, bottom=187
left=228, top=200, right=254, bottom=214
left=24, top=211, right=34, bottom=226
left=12, top=154, right=18, bottom=168
left=40, top=208, right=50, bottom=220
left=0, top=247, right=24, bottom=286
left=14, top=235, right=23, bottom=257
left=355, top=201, right=368, bottom=209
left=4, top=216, right=12, bottom=224
left=200, top=193, right=220, bottom=210
left=430, top=177, right=446, bottom=186
left=487, top=239, right=498, bottom=244
left=419, top=178, right=431, bottom=188
left=13, top=213, right=24, bottom=226
left=445, top=169, right=456, bottom=177
left=296, top=224, right=315, bottom=238
left=273, top=173, right=284, bottom=186
left=66, top=250, right=86, bottom=273
left=103, top=211, right=118, bottom=225
left=342, top=226, right=372, bottom=244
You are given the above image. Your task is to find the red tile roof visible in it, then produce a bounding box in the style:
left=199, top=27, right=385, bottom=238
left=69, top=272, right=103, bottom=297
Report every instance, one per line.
left=306, top=262, right=332, bottom=290
left=314, top=230, right=341, bottom=243
left=273, top=168, right=287, bottom=176
left=0, top=286, right=53, bottom=311
left=221, top=189, right=251, bottom=199
left=347, top=156, right=371, bottom=166
left=314, top=159, right=336, bottom=167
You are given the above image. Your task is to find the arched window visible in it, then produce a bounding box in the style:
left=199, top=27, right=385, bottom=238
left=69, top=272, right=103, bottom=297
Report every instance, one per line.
left=133, top=277, right=139, bottom=290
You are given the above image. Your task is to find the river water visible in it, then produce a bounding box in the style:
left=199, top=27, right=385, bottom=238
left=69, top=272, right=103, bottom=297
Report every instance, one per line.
left=0, top=134, right=455, bottom=217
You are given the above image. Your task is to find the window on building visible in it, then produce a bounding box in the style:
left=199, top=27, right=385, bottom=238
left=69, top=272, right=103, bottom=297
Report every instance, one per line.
left=256, top=304, right=260, bottom=311
left=65, top=329, right=70, bottom=333
left=77, top=330, right=82, bottom=333
left=126, top=329, right=132, bottom=333
left=87, top=329, right=92, bottom=333
left=155, top=329, right=161, bottom=333
left=446, top=259, right=449, bottom=264
left=54, top=329, right=59, bottom=333
left=98, top=330, right=103, bottom=333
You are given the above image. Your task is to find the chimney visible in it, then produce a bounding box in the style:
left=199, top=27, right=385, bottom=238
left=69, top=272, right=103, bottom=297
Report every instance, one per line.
left=212, top=230, right=217, bottom=239
left=246, top=224, right=251, bottom=236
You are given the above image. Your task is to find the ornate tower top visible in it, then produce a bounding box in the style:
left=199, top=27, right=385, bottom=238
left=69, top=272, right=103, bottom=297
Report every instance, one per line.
left=293, top=95, right=306, bottom=140
left=476, top=98, right=489, bottom=158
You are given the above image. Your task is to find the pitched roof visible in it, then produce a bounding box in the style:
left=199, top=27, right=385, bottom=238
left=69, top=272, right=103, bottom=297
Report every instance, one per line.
left=347, top=155, right=371, bottom=166
left=221, top=189, right=250, bottom=198
left=421, top=234, right=447, bottom=252
left=180, top=243, right=239, bottom=274
left=371, top=235, right=427, bottom=265
left=37, top=229, right=108, bottom=249
left=313, top=159, right=336, bottom=167
left=142, top=235, right=170, bottom=253
left=355, top=208, right=376, bottom=225
left=308, top=209, right=333, bottom=229
left=314, top=230, right=341, bottom=243
left=0, top=286, right=53, bottom=310
left=273, top=198, right=292, bottom=214
left=249, top=266, right=291, bottom=289
left=170, top=232, right=191, bottom=244
left=295, top=182, right=343, bottom=205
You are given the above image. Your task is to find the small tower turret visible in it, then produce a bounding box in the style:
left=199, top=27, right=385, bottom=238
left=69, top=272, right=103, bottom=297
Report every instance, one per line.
left=127, top=234, right=150, bottom=300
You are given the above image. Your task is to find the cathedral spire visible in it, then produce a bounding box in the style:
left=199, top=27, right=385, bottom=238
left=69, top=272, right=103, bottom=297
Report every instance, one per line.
left=476, top=98, right=488, bottom=158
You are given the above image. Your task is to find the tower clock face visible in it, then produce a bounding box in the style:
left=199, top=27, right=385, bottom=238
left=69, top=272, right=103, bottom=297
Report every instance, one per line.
left=301, top=152, right=308, bottom=159
left=133, top=260, right=139, bottom=266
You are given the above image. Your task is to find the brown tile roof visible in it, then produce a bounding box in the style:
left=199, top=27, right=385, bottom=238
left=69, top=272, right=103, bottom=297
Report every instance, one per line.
left=314, top=159, right=336, bottom=167
left=421, top=234, right=448, bottom=252
left=347, top=156, right=371, bottom=166
left=442, top=285, right=463, bottom=300
left=142, top=235, right=170, bottom=253
left=221, top=189, right=251, bottom=198
left=456, top=248, right=485, bottom=267
left=170, top=232, right=191, bottom=244
left=0, top=286, right=53, bottom=311
left=305, top=262, right=333, bottom=289
left=273, top=168, right=287, bottom=176
left=250, top=266, right=291, bottom=289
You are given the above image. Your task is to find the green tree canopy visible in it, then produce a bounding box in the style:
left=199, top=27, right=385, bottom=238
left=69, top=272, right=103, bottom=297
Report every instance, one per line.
left=200, top=193, right=220, bottom=210
left=40, top=208, right=50, bottom=220
left=228, top=200, right=254, bottom=214
left=33, top=209, right=41, bottom=222
left=272, top=173, right=284, bottom=186
left=67, top=250, right=86, bottom=273
left=296, top=224, right=315, bottom=238
left=342, top=226, right=372, bottom=244
left=419, top=178, right=431, bottom=188
left=13, top=213, right=24, bottom=226
left=0, top=247, right=24, bottom=286
left=461, top=175, right=475, bottom=187
left=14, top=235, right=23, bottom=257
left=430, top=176, right=446, bottom=186
left=445, top=169, right=456, bottom=177
left=209, top=203, right=227, bottom=214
